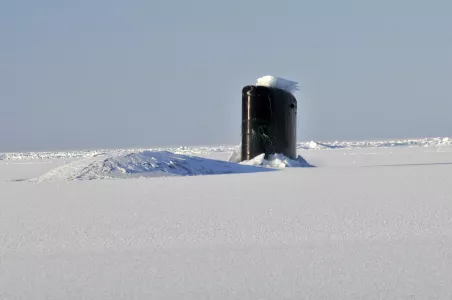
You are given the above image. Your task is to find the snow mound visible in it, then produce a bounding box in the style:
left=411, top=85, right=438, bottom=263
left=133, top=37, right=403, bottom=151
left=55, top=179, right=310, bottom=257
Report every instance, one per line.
left=256, top=75, right=299, bottom=95
left=241, top=153, right=314, bottom=169
left=29, top=151, right=273, bottom=182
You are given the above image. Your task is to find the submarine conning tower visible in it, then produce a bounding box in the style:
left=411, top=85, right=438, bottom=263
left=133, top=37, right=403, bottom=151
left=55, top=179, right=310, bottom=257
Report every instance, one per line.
left=241, top=85, right=297, bottom=161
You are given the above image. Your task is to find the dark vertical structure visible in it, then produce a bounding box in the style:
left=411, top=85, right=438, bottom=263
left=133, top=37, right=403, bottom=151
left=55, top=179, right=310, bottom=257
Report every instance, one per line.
left=241, top=85, right=297, bottom=161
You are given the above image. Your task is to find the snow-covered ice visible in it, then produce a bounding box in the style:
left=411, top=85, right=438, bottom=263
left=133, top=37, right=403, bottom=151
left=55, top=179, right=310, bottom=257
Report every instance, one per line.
left=1, top=138, right=452, bottom=299
left=297, top=136, right=452, bottom=150
left=1, top=137, right=450, bottom=161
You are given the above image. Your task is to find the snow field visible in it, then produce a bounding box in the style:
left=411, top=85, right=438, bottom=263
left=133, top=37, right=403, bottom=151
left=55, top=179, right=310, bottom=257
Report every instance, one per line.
left=1, top=140, right=452, bottom=299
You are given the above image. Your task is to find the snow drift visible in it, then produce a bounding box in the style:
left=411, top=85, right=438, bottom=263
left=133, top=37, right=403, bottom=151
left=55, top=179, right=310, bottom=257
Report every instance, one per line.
left=29, top=151, right=274, bottom=182
left=27, top=150, right=313, bottom=182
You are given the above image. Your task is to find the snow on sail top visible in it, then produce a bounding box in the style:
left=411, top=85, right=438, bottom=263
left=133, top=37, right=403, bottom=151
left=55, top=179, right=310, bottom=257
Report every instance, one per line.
left=255, top=75, right=299, bottom=96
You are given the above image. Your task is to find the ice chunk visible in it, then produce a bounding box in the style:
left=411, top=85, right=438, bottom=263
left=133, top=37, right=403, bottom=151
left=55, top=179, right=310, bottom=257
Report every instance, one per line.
left=308, top=141, right=319, bottom=149
left=256, top=75, right=299, bottom=95
left=227, top=143, right=242, bottom=163
left=240, top=153, right=314, bottom=169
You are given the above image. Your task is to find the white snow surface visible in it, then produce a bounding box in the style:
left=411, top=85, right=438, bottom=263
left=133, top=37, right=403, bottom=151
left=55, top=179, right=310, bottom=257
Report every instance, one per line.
left=255, top=75, right=299, bottom=95
left=1, top=138, right=452, bottom=299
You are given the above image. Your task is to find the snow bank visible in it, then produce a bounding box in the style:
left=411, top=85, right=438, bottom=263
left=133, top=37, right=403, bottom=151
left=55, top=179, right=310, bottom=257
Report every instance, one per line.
left=256, top=75, right=299, bottom=95
left=29, top=151, right=273, bottom=182
left=241, top=153, right=314, bottom=169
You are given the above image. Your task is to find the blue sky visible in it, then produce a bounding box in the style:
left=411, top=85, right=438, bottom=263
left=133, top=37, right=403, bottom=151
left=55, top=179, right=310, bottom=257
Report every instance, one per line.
left=1, top=0, right=451, bottom=151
